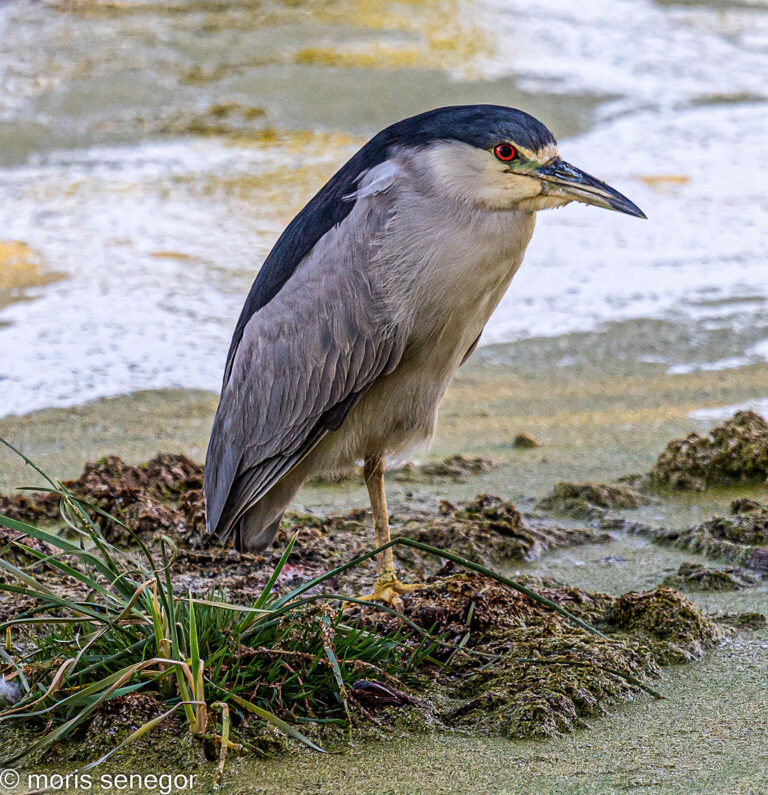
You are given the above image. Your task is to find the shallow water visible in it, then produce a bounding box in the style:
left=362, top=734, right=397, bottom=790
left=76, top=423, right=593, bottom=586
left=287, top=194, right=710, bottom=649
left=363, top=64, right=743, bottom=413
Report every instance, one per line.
left=0, top=0, right=767, bottom=416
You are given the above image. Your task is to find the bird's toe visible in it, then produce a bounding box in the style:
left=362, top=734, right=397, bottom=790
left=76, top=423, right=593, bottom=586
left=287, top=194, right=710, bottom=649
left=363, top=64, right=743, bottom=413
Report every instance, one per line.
left=350, top=577, right=426, bottom=610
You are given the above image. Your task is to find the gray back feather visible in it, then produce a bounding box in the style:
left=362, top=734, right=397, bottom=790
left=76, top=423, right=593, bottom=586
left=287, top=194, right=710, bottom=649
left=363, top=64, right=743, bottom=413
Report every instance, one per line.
left=204, top=172, right=406, bottom=541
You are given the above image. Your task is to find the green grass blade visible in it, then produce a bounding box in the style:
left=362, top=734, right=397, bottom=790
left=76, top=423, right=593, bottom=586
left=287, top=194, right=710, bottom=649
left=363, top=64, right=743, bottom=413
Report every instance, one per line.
left=0, top=513, right=121, bottom=585
left=253, top=531, right=298, bottom=611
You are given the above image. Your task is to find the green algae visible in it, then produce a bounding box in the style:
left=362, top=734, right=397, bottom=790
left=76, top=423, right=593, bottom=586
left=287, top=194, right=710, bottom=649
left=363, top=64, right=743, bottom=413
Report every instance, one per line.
left=604, top=586, right=725, bottom=664
left=350, top=574, right=720, bottom=741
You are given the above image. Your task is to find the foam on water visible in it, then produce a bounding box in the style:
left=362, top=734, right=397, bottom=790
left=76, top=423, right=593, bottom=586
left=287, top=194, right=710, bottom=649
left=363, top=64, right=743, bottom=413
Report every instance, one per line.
left=0, top=137, right=357, bottom=416
left=486, top=101, right=768, bottom=344
left=0, top=0, right=767, bottom=416
left=689, top=397, right=768, bottom=422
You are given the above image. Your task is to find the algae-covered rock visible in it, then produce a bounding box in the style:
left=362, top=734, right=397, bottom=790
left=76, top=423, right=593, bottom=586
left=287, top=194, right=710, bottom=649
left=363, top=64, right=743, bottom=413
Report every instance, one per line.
left=649, top=410, right=768, bottom=491
left=662, top=561, right=760, bottom=591
left=537, top=481, right=648, bottom=517
left=75, top=693, right=209, bottom=769
left=605, top=587, right=724, bottom=663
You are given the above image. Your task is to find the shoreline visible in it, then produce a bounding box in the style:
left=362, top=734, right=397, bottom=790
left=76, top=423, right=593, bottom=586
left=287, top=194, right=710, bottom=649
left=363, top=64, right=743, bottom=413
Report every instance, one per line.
left=3, top=348, right=768, bottom=501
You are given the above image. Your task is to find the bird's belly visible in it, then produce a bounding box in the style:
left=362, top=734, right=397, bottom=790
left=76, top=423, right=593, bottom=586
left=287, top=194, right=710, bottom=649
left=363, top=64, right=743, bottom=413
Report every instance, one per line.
left=315, top=360, right=450, bottom=470
left=313, top=295, right=500, bottom=471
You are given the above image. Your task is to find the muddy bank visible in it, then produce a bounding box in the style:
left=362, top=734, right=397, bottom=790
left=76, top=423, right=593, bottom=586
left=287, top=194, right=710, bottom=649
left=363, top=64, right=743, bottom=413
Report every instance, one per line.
left=0, top=451, right=609, bottom=607
left=0, top=447, right=737, bottom=770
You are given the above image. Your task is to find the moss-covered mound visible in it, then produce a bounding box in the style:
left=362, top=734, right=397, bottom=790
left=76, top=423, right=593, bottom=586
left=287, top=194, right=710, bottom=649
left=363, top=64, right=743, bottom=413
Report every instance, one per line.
left=3, top=574, right=723, bottom=760
left=392, top=454, right=494, bottom=482
left=715, top=612, right=768, bottom=631
left=396, top=495, right=610, bottom=571
left=649, top=499, right=768, bottom=570
left=662, top=562, right=760, bottom=592
left=354, top=575, right=722, bottom=739
left=309, top=454, right=495, bottom=486
left=537, top=481, right=649, bottom=518
left=649, top=411, right=768, bottom=491
left=604, top=587, right=724, bottom=664
left=0, top=451, right=726, bottom=761
left=0, top=453, right=203, bottom=545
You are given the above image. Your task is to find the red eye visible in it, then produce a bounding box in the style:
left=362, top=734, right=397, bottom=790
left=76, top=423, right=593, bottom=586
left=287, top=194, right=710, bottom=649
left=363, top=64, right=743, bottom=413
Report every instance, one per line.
left=494, top=143, right=517, bottom=162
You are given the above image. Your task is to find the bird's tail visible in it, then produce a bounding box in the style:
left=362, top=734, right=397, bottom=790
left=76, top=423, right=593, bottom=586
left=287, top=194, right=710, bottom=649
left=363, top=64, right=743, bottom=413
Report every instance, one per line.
left=233, top=511, right=284, bottom=554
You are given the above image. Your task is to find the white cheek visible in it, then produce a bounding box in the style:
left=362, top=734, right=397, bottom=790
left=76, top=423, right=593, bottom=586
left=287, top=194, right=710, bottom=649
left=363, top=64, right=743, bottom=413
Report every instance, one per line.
left=420, top=142, right=545, bottom=210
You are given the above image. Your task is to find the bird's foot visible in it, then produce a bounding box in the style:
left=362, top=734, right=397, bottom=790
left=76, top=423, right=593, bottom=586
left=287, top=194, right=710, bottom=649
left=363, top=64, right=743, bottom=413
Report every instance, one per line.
left=352, top=576, right=425, bottom=610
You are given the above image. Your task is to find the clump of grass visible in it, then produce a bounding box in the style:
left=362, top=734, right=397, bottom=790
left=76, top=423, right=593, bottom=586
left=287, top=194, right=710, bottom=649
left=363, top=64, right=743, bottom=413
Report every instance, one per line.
left=0, top=455, right=434, bottom=773
left=0, top=439, right=612, bottom=782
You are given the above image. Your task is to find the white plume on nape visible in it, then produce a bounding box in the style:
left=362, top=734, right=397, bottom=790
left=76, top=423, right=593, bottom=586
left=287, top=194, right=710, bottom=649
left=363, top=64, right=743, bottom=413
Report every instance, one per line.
left=344, top=160, right=401, bottom=201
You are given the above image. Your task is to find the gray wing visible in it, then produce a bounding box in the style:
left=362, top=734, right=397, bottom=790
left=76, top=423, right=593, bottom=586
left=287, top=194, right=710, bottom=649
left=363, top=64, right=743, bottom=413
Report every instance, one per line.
left=204, top=174, right=405, bottom=542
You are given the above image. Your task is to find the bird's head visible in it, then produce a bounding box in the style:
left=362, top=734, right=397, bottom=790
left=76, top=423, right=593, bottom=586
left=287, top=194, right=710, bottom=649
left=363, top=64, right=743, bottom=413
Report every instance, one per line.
left=386, top=105, right=646, bottom=218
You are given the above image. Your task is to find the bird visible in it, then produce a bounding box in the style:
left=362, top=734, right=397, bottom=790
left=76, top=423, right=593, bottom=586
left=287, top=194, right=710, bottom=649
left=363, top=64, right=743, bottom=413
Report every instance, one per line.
left=204, top=104, right=645, bottom=605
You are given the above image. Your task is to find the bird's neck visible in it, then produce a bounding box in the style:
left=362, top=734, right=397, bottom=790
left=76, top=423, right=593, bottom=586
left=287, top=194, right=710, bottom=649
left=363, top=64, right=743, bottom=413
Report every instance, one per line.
left=377, top=191, right=536, bottom=356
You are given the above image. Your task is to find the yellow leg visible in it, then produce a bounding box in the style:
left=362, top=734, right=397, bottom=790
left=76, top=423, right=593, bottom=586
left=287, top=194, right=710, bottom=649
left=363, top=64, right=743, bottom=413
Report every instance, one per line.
left=355, top=455, right=423, bottom=608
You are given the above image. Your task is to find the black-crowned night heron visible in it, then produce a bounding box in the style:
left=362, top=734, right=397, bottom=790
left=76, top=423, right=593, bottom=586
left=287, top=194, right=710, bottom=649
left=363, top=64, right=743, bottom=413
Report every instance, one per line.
left=204, top=104, right=645, bottom=604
